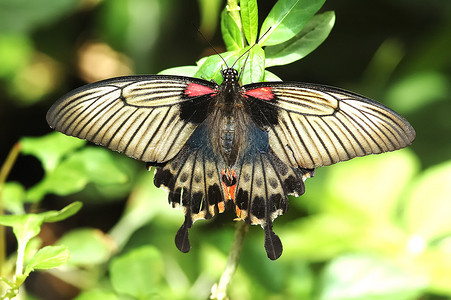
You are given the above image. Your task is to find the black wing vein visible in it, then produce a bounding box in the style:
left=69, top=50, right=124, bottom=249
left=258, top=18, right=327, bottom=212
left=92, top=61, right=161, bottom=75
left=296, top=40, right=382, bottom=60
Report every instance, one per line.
left=47, top=75, right=217, bottom=164
left=242, top=82, right=415, bottom=169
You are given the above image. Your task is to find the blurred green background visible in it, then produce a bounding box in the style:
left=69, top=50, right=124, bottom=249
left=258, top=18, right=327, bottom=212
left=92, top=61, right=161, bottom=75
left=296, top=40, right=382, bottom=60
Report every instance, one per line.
left=0, top=0, right=450, bottom=299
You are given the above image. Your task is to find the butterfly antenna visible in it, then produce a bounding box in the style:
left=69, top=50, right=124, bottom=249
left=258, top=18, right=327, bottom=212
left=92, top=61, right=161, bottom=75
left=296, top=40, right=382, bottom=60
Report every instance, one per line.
left=193, top=24, right=229, bottom=69
left=231, top=26, right=273, bottom=70
left=237, top=52, right=251, bottom=81
left=231, top=46, right=253, bottom=70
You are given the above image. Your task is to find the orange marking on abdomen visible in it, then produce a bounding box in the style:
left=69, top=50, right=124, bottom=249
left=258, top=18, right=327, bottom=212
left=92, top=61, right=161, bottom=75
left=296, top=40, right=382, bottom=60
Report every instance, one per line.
left=221, top=169, right=238, bottom=201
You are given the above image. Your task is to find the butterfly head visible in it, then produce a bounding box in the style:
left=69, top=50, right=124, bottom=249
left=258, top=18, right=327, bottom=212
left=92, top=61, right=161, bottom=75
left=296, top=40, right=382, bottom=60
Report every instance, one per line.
left=221, top=68, right=239, bottom=83
left=220, top=68, right=240, bottom=93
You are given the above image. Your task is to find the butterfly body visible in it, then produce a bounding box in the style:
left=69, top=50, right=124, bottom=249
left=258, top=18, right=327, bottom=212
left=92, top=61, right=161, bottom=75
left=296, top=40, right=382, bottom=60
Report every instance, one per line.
left=47, top=67, right=415, bottom=260
left=186, top=68, right=252, bottom=168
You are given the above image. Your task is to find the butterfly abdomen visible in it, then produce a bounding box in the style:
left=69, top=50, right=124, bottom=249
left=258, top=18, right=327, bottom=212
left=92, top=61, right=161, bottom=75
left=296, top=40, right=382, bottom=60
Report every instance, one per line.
left=220, top=116, right=237, bottom=163
left=210, top=91, right=248, bottom=167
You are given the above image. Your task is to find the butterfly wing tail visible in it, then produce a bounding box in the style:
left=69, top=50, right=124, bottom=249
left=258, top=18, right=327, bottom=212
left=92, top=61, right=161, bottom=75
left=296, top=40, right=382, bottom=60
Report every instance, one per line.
left=152, top=128, right=227, bottom=253
left=234, top=148, right=313, bottom=260
left=175, top=215, right=193, bottom=253
left=264, top=222, right=283, bottom=260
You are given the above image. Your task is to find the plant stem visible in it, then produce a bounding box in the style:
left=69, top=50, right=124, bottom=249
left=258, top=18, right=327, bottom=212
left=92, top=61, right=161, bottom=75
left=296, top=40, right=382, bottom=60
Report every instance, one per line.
left=226, top=0, right=246, bottom=47
left=0, top=142, right=21, bottom=277
left=210, top=221, right=249, bottom=300
left=15, top=240, right=26, bottom=278
left=226, top=0, right=241, bottom=27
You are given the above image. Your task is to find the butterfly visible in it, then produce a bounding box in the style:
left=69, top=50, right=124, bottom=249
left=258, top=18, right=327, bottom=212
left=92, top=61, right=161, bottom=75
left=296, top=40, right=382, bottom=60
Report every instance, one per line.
left=46, top=65, right=415, bottom=260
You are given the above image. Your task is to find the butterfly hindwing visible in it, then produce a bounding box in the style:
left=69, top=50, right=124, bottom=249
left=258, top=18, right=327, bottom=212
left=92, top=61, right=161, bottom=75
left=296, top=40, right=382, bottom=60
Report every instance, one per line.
left=233, top=145, right=313, bottom=259
left=152, top=115, right=313, bottom=260
left=46, top=75, right=217, bottom=164
left=152, top=121, right=228, bottom=253
left=242, top=82, right=416, bottom=169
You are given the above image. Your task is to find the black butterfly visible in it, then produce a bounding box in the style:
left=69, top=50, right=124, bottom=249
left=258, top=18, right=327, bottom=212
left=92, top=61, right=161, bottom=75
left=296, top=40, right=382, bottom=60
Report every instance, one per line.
left=46, top=66, right=415, bottom=260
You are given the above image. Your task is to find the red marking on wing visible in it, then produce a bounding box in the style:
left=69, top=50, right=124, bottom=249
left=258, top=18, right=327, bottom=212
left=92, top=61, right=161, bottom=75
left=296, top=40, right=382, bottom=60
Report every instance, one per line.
left=184, top=83, right=216, bottom=97
left=221, top=169, right=237, bottom=202
left=244, top=87, right=274, bottom=101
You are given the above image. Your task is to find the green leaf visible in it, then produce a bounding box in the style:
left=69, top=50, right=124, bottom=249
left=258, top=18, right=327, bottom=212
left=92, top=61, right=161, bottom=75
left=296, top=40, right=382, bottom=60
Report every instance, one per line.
left=195, top=51, right=240, bottom=83
left=241, top=44, right=265, bottom=84
left=108, top=174, right=179, bottom=249
left=26, top=163, right=88, bottom=202
left=41, top=201, right=82, bottom=223
left=0, top=214, right=44, bottom=279
left=221, top=8, right=244, bottom=51
left=0, top=204, right=80, bottom=251
left=1, top=181, right=25, bottom=214
left=57, top=228, right=114, bottom=266
left=23, top=237, right=43, bottom=267
left=319, top=254, right=427, bottom=300
left=24, top=245, right=70, bottom=276
left=27, top=147, right=129, bottom=202
left=196, top=55, right=209, bottom=67
left=264, top=70, right=283, bottom=81
left=240, top=0, right=259, bottom=45
left=110, top=246, right=164, bottom=298
left=265, top=11, right=335, bottom=67
left=0, top=214, right=44, bottom=245
left=404, top=160, right=451, bottom=240
left=71, top=148, right=129, bottom=185
left=158, top=65, right=199, bottom=77
left=20, top=132, right=86, bottom=173
left=259, top=0, right=326, bottom=46
left=73, top=290, right=118, bottom=300
left=195, top=45, right=266, bottom=85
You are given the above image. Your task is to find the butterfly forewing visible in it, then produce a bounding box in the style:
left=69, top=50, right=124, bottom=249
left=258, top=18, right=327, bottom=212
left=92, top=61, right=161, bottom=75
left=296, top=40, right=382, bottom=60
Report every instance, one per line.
left=47, top=75, right=217, bottom=163
left=242, top=82, right=416, bottom=169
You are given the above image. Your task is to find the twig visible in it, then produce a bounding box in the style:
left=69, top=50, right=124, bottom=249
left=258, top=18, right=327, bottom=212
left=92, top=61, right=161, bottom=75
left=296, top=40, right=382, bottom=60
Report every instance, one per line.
left=210, top=221, right=249, bottom=300
left=0, top=142, right=21, bottom=277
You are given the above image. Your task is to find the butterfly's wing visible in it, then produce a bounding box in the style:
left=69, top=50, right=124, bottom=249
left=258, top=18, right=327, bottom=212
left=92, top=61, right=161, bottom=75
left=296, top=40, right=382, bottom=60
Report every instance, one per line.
left=46, top=75, right=218, bottom=163
left=230, top=123, right=314, bottom=260
left=48, top=74, right=233, bottom=254
left=151, top=114, right=314, bottom=260
left=151, top=120, right=227, bottom=253
left=241, top=82, right=416, bottom=169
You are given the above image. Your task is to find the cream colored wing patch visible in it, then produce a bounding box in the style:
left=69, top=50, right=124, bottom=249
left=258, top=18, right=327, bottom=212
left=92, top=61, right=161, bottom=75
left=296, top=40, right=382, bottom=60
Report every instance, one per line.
left=244, top=82, right=416, bottom=169
left=47, top=76, right=216, bottom=163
